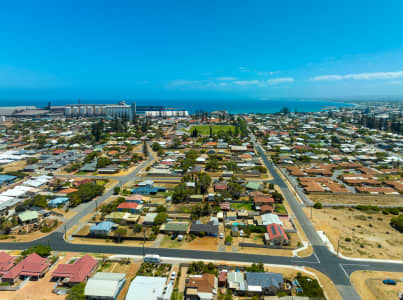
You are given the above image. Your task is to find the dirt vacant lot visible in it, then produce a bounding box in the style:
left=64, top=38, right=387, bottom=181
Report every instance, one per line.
left=160, top=235, right=218, bottom=251
left=309, top=193, right=403, bottom=206
left=305, top=207, right=403, bottom=259
left=351, top=270, right=403, bottom=300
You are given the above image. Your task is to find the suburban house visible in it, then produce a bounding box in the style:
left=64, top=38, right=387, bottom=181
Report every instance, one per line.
left=227, top=271, right=247, bottom=294
left=131, top=186, right=166, bottom=195
left=85, top=272, right=126, bottom=300
left=189, top=221, right=219, bottom=237
left=185, top=273, right=217, bottom=300
left=18, top=210, right=39, bottom=224
left=47, top=197, right=69, bottom=208
left=117, top=202, right=143, bottom=214
left=245, top=272, right=284, bottom=295
left=0, top=252, right=16, bottom=276
left=51, top=255, right=97, bottom=285
left=2, top=253, right=50, bottom=284
left=160, top=222, right=189, bottom=234
left=126, top=276, right=172, bottom=300
left=265, top=223, right=289, bottom=246
left=89, top=221, right=117, bottom=236
left=142, top=213, right=158, bottom=225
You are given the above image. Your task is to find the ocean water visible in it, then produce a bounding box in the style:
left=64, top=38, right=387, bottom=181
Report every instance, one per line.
left=0, top=99, right=352, bottom=114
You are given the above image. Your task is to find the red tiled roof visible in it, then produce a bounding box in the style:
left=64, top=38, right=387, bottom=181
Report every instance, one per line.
left=214, top=184, right=227, bottom=190
left=73, top=179, right=93, bottom=186
left=118, top=202, right=139, bottom=209
left=126, top=194, right=143, bottom=201
left=57, top=188, right=78, bottom=194
left=266, top=223, right=288, bottom=241
left=0, top=252, right=16, bottom=275
left=186, top=273, right=216, bottom=293
left=52, top=255, right=97, bottom=283
left=254, top=196, right=274, bottom=203
left=260, top=205, right=273, bottom=212
left=219, top=270, right=227, bottom=282
left=3, top=253, right=49, bottom=280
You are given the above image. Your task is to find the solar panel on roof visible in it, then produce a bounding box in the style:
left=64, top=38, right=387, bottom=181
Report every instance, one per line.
left=271, top=226, right=277, bottom=235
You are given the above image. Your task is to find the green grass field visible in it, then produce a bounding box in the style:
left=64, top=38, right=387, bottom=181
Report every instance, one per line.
left=187, top=125, right=236, bottom=135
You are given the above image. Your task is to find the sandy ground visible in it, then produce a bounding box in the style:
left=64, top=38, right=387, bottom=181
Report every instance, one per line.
left=351, top=270, right=403, bottom=300
left=1, top=254, right=73, bottom=300
left=70, top=236, right=154, bottom=247
left=183, top=236, right=218, bottom=251
left=309, top=193, right=403, bottom=206
left=116, top=262, right=140, bottom=300
left=160, top=235, right=218, bottom=251
left=304, top=207, right=403, bottom=260
left=0, top=220, right=64, bottom=243
left=2, top=160, right=27, bottom=172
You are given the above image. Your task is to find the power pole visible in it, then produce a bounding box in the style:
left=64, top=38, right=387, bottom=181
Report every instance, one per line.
left=310, top=205, right=313, bottom=220
left=143, top=230, right=146, bottom=257
left=337, top=239, right=340, bottom=257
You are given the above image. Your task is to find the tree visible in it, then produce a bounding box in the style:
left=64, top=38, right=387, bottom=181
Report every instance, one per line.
left=91, top=119, right=104, bottom=142
left=113, top=186, right=120, bottom=195
left=172, top=183, right=191, bottom=203
left=197, top=172, right=212, bottom=195
left=114, top=228, right=127, bottom=243
left=154, top=212, right=168, bottom=225
left=156, top=205, right=167, bottom=213
left=21, top=245, right=52, bottom=257
left=152, top=142, right=162, bottom=152
left=97, top=157, right=112, bottom=168
left=205, top=159, right=219, bottom=171
left=67, top=282, right=86, bottom=300
left=227, top=181, right=243, bottom=199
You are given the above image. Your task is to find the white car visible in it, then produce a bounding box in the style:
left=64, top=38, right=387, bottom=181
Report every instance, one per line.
left=171, top=272, right=176, bottom=280
left=219, top=233, right=224, bottom=239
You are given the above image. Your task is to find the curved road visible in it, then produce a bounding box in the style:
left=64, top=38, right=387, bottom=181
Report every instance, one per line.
left=1, top=140, right=402, bottom=299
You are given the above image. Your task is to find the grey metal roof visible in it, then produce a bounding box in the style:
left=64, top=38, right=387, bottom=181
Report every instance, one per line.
left=245, top=272, right=283, bottom=289
left=84, top=272, right=126, bottom=297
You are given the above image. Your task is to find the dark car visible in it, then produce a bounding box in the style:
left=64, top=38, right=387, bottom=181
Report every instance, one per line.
left=383, top=279, right=397, bottom=285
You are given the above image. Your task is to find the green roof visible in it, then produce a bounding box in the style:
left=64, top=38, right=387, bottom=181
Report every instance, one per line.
left=105, top=212, right=127, bottom=219
left=246, top=182, right=261, bottom=190
left=162, top=222, right=189, bottom=232
left=18, top=210, right=39, bottom=222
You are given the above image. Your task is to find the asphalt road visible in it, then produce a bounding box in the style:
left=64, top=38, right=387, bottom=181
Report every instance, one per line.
left=1, top=139, right=402, bottom=300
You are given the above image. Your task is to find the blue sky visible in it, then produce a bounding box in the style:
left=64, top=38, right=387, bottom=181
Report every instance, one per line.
left=1, top=0, right=403, bottom=100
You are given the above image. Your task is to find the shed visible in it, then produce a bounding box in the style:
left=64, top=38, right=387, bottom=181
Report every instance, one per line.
left=85, top=272, right=126, bottom=300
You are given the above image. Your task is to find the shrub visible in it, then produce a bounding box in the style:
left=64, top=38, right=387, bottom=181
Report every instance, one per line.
left=390, top=215, right=403, bottom=233
left=21, top=245, right=52, bottom=257
left=225, top=235, right=232, bottom=245
left=313, top=202, right=323, bottom=209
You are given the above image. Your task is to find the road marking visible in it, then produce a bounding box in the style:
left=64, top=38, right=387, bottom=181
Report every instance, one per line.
left=313, top=252, right=321, bottom=263
left=339, top=263, right=350, bottom=280
left=341, top=264, right=370, bottom=267
left=291, top=260, right=319, bottom=264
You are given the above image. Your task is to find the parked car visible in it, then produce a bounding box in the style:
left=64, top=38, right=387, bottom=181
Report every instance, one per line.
left=383, top=279, right=397, bottom=285
left=171, top=271, right=176, bottom=280
left=219, top=233, right=224, bottom=239
left=177, top=234, right=183, bottom=241
left=171, top=232, right=178, bottom=240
